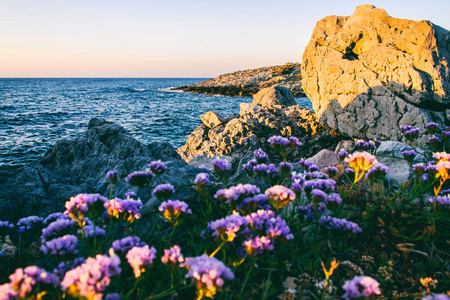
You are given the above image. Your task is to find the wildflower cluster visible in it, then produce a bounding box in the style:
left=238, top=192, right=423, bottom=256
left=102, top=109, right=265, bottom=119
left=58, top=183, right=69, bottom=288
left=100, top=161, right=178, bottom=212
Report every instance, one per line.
left=2, top=129, right=450, bottom=300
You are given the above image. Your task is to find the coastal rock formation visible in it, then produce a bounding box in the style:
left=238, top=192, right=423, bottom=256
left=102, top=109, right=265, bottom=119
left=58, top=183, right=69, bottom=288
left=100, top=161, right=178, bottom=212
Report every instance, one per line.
left=252, top=86, right=297, bottom=107
left=175, top=63, right=305, bottom=97
left=0, top=118, right=201, bottom=221
left=200, top=111, right=226, bottom=128
left=177, top=102, right=344, bottom=168
left=302, top=4, right=450, bottom=142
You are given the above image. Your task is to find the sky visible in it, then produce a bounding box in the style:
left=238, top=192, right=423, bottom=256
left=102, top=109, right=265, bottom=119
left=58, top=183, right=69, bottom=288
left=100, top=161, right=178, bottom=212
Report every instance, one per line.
left=1, top=0, right=450, bottom=78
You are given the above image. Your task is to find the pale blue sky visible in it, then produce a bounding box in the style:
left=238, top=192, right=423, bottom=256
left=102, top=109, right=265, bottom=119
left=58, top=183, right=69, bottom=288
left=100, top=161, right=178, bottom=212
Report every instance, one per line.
left=1, top=0, right=449, bottom=77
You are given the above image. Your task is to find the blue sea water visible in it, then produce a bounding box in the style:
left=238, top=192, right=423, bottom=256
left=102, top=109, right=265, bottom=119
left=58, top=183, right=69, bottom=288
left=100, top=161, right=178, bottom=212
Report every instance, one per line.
left=0, top=78, right=313, bottom=166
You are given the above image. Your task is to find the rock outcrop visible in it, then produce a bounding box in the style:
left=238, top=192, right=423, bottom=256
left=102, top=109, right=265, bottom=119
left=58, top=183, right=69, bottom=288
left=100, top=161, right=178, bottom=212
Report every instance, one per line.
left=175, top=63, right=305, bottom=97
left=177, top=103, right=344, bottom=168
left=302, top=5, right=450, bottom=142
left=252, top=86, right=297, bottom=107
left=0, top=118, right=201, bottom=221
left=200, top=111, right=226, bottom=128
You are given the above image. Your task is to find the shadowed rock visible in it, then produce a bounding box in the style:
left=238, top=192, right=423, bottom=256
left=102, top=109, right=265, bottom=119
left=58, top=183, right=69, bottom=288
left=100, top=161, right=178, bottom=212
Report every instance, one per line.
left=0, top=118, right=201, bottom=221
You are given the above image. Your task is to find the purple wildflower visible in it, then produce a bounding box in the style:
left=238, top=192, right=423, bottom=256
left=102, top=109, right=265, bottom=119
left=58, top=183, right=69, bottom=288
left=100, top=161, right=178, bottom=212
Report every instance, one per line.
left=152, top=183, right=175, bottom=201
left=112, top=236, right=146, bottom=254
left=421, top=295, right=450, bottom=300
left=53, top=257, right=86, bottom=279
left=366, top=163, right=390, bottom=183
left=159, top=200, right=192, bottom=225
left=41, top=219, right=77, bottom=242
left=254, top=149, right=269, bottom=163
left=338, top=150, right=348, bottom=161
left=246, top=209, right=294, bottom=241
left=404, top=128, right=422, bottom=141
left=40, top=235, right=79, bottom=256
left=105, top=293, right=122, bottom=300
left=289, top=136, right=302, bottom=149
left=125, top=170, right=154, bottom=188
left=303, top=171, right=329, bottom=180
left=9, top=266, right=59, bottom=299
left=429, top=196, right=450, bottom=208
left=311, top=189, right=328, bottom=203
left=0, top=221, right=14, bottom=236
left=254, top=164, right=268, bottom=176
left=296, top=203, right=326, bottom=220
left=214, top=184, right=260, bottom=205
left=194, top=173, right=210, bottom=191
left=148, top=160, right=167, bottom=175
left=402, top=150, right=418, bottom=163
left=426, top=163, right=438, bottom=178
left=242, top=159, right=257, bottom=175
left=326, top=193, right=343, bottom=204
left=106, top=170, right=119, bottom=184
left=308, top=164, right=321, bottom=172
left=126, top=245, right=157, bottom=278
left=265, top=185, right=296, bottom=210
left=355, top=140, right=377, bottom=152
left=181, top=254, right=234, bottom=299
left=243, top=236, right=274, bottom=255
left=291, top=182, right=303, bottom=194
left=268, top=136, right=290, bottom=147
left=292, top=173, right=306, bottom=184
left=324, top=166, right=338, bottom=178
left=426, top=122, right=439, bottom=135
left=124, top=191, right=137, bottom=199
left=17, top=216, right=43, bottom=233
left=207, top=213, right=249, bottom=242
left=319, top=217, right=362, bottom=234
left=61, top=251, right=121, bottom=300
left=342, top=276, right=381, bottom=299
left=43, top=212, right=70, bottom=225
left=267, top=164, right=278, bottom=175
left=161, top=245, right=185, bottom=265
left=64, top=194, right=108, bottom=224
left=237, top=194, right=269, bottom=214
left=303, top=179, right=336, bottom=194
left=211, top=158, right=231, bottom=176
left=79, top=224, right=106, bottom=239
left=413, top=164, right=427, bottom=177
left=429, top=136, right=441, bottom=150
left=400, top=125, right=413, bottom=133
left=279, top=162, right=293, bottom=175
left=105, top=198, right=142, bottom=223
left=441, top=130, right=450, bottom=143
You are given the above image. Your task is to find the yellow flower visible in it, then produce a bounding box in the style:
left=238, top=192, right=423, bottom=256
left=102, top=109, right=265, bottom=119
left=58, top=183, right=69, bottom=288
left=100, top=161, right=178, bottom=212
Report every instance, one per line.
left=345, top=151, right=378, bottom=183
left=322, top=259, right=340, bottom=280
left=420, top=277, right=433, bottom=287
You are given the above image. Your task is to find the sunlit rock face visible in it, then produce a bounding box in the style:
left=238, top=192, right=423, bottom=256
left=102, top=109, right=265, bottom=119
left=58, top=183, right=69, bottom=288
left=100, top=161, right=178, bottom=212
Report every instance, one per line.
left=301, top=4, right=450, bottom=141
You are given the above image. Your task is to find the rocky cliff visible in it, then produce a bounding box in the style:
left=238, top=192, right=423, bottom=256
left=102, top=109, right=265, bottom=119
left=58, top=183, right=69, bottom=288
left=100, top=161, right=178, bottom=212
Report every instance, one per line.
left=175, top=63, right=305, bottom=97
left=302, top=4, right=450, bottom=142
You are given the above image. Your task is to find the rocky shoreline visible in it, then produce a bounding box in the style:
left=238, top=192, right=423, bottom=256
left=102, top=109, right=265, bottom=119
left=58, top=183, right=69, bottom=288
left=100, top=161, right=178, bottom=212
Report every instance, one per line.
left=174, top=63, right=306, bottom=97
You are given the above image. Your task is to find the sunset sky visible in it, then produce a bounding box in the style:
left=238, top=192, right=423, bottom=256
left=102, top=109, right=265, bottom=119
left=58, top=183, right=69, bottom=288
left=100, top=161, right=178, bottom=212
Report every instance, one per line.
left=1, top=0, right=450, bottom=78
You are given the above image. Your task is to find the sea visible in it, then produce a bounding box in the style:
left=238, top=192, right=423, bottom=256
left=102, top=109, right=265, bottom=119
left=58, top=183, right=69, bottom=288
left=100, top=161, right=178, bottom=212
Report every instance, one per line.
left=0, top=78, right=313, bottom=167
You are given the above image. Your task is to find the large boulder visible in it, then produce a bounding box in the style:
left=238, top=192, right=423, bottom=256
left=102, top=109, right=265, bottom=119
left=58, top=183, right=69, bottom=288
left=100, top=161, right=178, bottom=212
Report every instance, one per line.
left=302, top=5, right=450, bottom=142
left=0, top=118, right=201, bottom=221
left=252, top=86, right=297, bottom=107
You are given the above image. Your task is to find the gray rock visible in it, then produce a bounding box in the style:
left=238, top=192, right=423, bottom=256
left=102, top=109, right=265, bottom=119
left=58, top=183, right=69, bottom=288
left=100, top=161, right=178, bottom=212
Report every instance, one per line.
left=305, top=149, right=340, bottom=167
left=252, top=86, right=297, bottom=108
left=0, top=118, right=201, bottom=221
left=188, top=155, right=233, bottom=172
left=375, top=141, right=425, bottom=188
